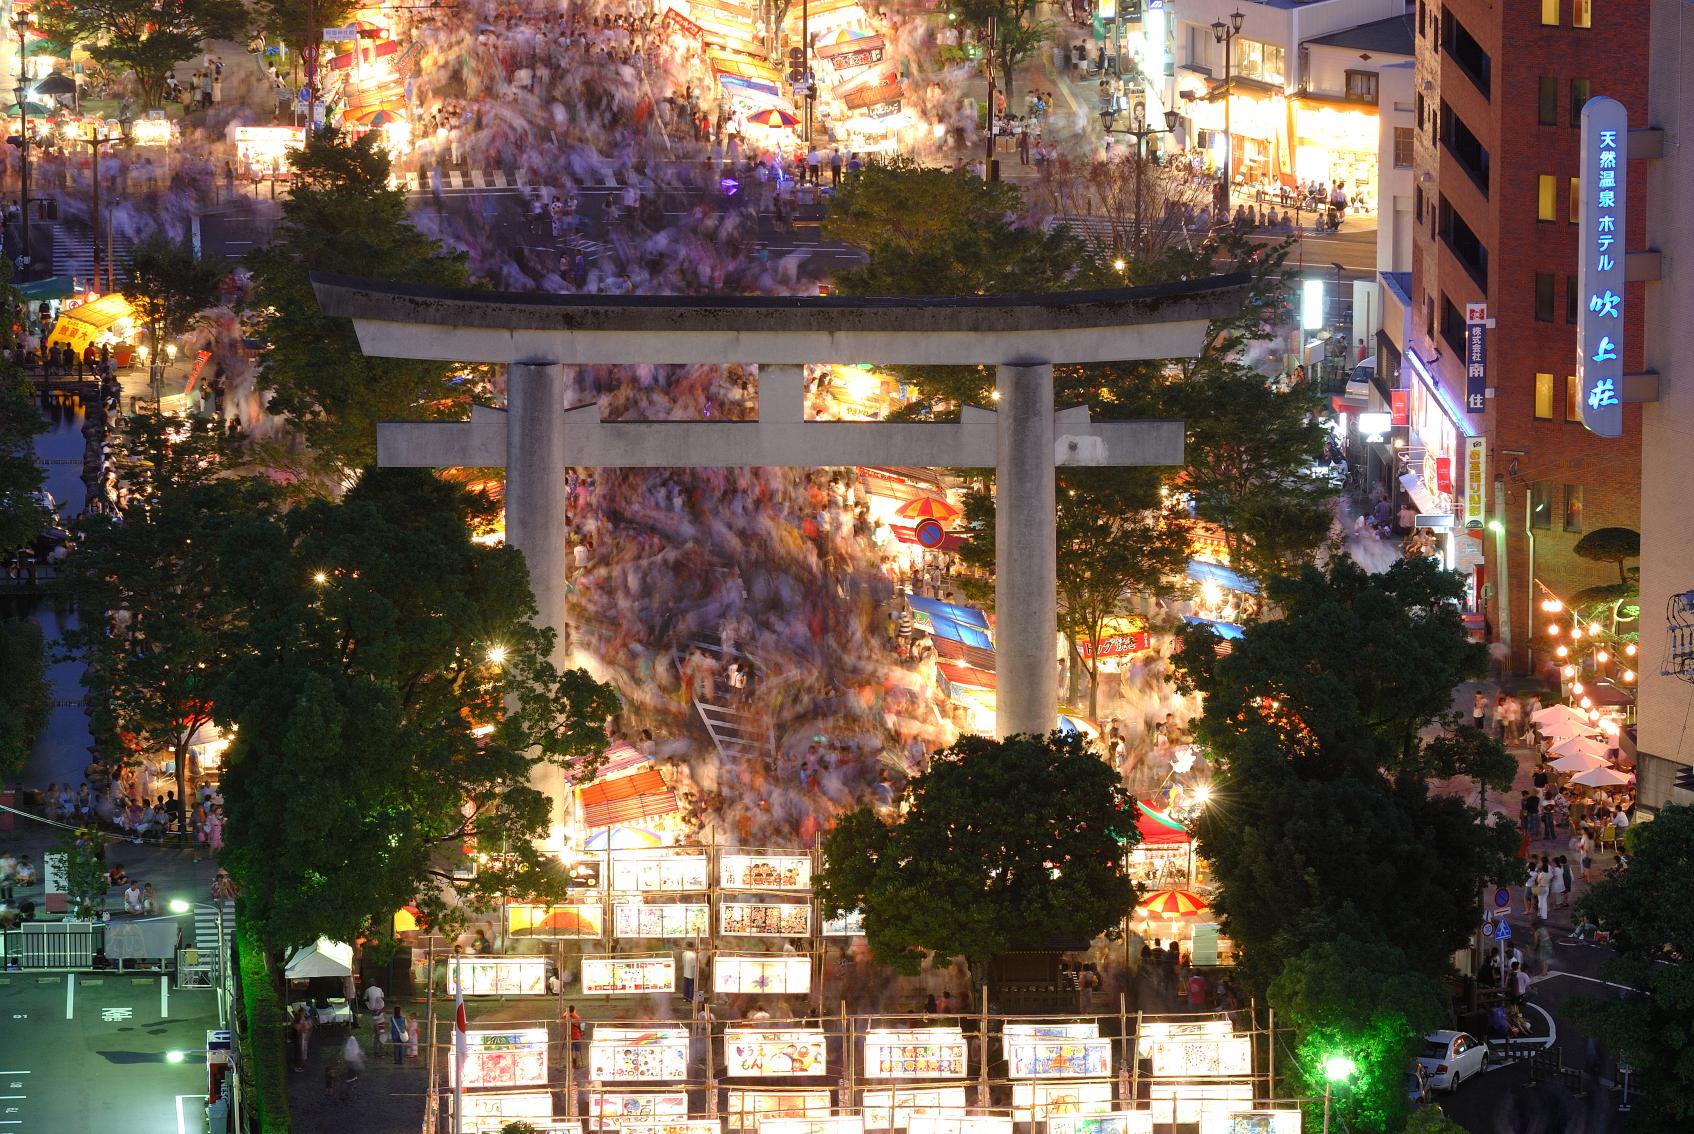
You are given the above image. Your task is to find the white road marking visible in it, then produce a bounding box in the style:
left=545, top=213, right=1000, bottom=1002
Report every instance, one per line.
left=1541, top=969, right=1641, bottom=992
left=175, top=1093, right=207, bottom=1134
left=160, top=975, right=168, bottom=1018
left=101, top=1006, right=133, bottom=1022
left=65, top=973, right=74, bottom=1019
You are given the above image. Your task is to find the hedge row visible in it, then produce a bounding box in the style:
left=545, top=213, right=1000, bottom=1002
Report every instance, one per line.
left=235, top=920, right=292, bottom=1134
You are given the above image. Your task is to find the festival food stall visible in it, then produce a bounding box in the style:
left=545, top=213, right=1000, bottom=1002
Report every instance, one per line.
left=225, top=124, right=305, bottom=179
left=46, top=292, right=134, bottom=359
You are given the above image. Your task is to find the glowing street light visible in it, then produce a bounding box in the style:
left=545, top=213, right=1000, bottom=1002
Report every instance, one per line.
left=486, top=644, right=507, bottom=666
left=1321, top=1053, right=1356, bottom=1134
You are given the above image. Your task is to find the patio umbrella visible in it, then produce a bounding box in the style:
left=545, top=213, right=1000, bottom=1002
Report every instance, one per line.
left=32, top=73, right=75, bottom=97
left=1532, top=703, right=1590, bottom=728
left=1549, top=751, right=1608, bottom=774
left=5, top=101, right=52, bottom=118
left=349, top=106, right=405, bottom=127
left=1137, top=888, right=1208, bottom=917
left=897, top=495, right=961, bottom=523
left=1538, top=716, right=1602, bottom=741
left=583, top=825, right=663, bottom=851
left=745, top=107, right=799, bottom=128
left=1571, top=765, right=1632, bottom=788
left=1549, top=734, right=1609, bottom=760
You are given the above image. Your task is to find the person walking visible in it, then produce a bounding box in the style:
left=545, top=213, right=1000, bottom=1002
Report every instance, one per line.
left=341, top=1033, right=365, bottom=1084
left=564, top=1004, right=584, bottom=1069
left=292, top=1007, right=313, bottom=1072
left=830, top=148, right=842, bottom=187
left=389, top=1009, right=407, bottom=1066
left=680, top=943, right=698, bottom=1005
left=1535, top=856, right=1552, bottom=921
left=1548, top=854, right=1567, bottom=911
left=1473, top=690, right=1489, bottom=733
left=1558, top=855, right=1574, bottom=909
left=1532, top=921, right=1555, bottom=977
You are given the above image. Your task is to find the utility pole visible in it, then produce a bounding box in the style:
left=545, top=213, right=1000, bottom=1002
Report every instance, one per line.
left=11, top=12, right=32, bottom=273
left=304, top=0, right=319, bottom=134
left=84, top=121, right=130, bottom=294
left=983, top=16, right=998, bottom=180
left=1209, top=10, right=1243, bottom=217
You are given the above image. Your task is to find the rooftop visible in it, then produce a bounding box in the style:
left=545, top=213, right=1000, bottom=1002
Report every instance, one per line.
left=1304, top=12, right=1416, bottom=55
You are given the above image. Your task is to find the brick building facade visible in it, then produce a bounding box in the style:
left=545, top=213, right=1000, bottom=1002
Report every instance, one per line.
left=1408, top=0, right=1647, bottom=670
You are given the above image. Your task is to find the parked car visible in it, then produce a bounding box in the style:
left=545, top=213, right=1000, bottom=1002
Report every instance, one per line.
left=1416, top=1030, right=1487, bottom=1092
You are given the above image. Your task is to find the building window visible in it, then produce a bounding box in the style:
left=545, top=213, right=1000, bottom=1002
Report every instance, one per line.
left=1567, top=275, right=1580, bottom=323
left=1394, top=128, right=1414, bottom=168
left=1569, top=177, right=1581, bottom=223
left=1537, top=175, right=1557, bottom=221
left=1414, top=184, right=1424, bottom=221
left=1425, top=296, right=1436, bottom=342
left=1439, top=295, right=1468, bottom=355
left=1570, top=78, right=1591, bottom=127
left=1564, top=486, right=1585, bottom=532
left=1541, top=0, right=1559, bottom=25
left=1345, top=69, right=1380, bottom=103
left=1565, top=375, right=1582, bottom=422
left=1419, top=0, right=1426, bottom=35
left=1574, top=0, right=1591, bottom=27
left=1538, top=77, right=1558, bottom=125
left=1441, top=8, right=1492, bottom=100
left=1534, top=273, right=1555, bottom=322
left=1534, top=373, right=1555, bottom=419
left=1233, top=39, right=1285, bottom=86
left=1531, top=482, right=1553, bottom=529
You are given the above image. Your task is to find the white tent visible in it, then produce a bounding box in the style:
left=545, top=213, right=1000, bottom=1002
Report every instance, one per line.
left=1550, top=751, right=1609, bottom=774
left=1550, top=735, right=1610, bottom=760
left=1532, top=703, right=1590, bottom=728
left=1571, top=765, right=1632, bottom=788
left=284, top=938, right=355, bottom=980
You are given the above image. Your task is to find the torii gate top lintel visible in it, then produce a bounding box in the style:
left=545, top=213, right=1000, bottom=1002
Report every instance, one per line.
left=310, top=272, right=1253, bottom=366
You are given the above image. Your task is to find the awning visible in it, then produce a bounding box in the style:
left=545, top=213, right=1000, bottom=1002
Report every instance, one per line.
left=937, top=661, right=996, bottom=690
left=930, top=636, right=997, bottom=672
left=285, top=938, right=354, bottom=979
left=47, top=293, right=134, bottom=354
left=1398, top=472, right=1442, bottom=517
left=1183, top=615, right=1245, bottom=640
left=1187, top=559, right=1259, bottom=595
left=16, top=275, right=75, bottom=301
left=907, top=595, right=993, bottom=648
left=578, top=768, right=678, bottom=828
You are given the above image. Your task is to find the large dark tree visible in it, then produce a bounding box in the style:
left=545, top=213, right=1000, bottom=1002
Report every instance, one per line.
left=1171, top=555, right=1518, bottom=991
left=247, top=129, right=473, bottom=474
left=0, top=281, right=48, bottom=556
left=1575, top=804, right=1694, bottom=1134
left=215, top=468, right=621, bottom=952
left=127, top=236, right=229, bottom=384
left=36, top=0, right=246, bottom=108
left=0, top=619, right=49, bottom=781
left=816, top=731, right=1137, bottom=981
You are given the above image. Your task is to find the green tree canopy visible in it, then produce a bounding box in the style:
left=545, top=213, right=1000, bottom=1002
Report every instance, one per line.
left=127, top=235, right=229, bottom=371
left=0, top=619, right=50, bottom=781
left=215, top=468, right=621, bottom=951
left=952, top=0, right=1048, bottom=103
left=63, top=416, right=275, bottom=816
left=0, top=277, right=48, bottom=556
left=36, top=0, right=246, bottom=108
left=815, top=731, right=1137, bottom=977
left=1269, top=936, right=1445, bottom=1134
left=1172, top=556, right=1518, bottom=990
left=1575, top=803, right=1694, bottom=1133
left=246, top=129, right=472, bottom=475
left=1573, top=526, right=1640, bottom=584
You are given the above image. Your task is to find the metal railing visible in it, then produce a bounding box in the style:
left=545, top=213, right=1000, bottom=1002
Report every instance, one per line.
left=0, top=921, right=102, bottom=968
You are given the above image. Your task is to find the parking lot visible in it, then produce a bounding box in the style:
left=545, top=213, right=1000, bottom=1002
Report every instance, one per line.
left=0, top=972, right=219, bottom=1134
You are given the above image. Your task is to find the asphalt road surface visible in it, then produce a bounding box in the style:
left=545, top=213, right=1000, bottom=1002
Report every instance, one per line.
left=0, top=971, right=219, bottom=1134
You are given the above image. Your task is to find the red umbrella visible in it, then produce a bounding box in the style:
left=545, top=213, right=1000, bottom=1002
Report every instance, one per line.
left=896, top=495, right=961, bottom=523
left=745, top=107, right=799, bottom=128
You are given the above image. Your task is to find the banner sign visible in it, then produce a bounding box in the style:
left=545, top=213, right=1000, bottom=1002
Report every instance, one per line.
left=720, top=902, right=812, bottom=937
left=759, top=1118, right=865, bottom=1134
left=1004, top=1039, right=1113, bottom=1078
left=581, top=955, right=676, bottom=995
left=822, top=909, right=865, bottom=937
left=1076, top=630, right=1151, bottom=660
left=1463, top=303, right=1487, bottom=414
left=1009, top=1080, right=1112, bottom=1120
left=508, top=903, right=604, bottom=939
left=862, top=1087, right=967, bottom=1130
left=1577, top=96, right=1628, bottom=438
left=1147, top=1083, right=1255, bottom=1125
left=1464, top=436, right=1486, bottom=530
left=450, top=1029, right=548, bottom=1088
left=1390, top=388, right=1409, bottom=427
left=1146, top=1032, right=1252, bottom=1078
left=619, top=1124, right=722, bottom=1134
left=1196, top=1114, right=1302, bottom=1134
left=815, top=34, right=885, bottom=65
left=723, top=1029, right=828, bottom=1077
left=662, top=7, right=705, bottom=38
left=448, top=956, right=549, bottom=997
left=460, top=1091, right=555, bottom=1124
left=863, top=1029, right=970, bottom=1079
left=1046, top=1114, right=1154, bottom=1134
left=906, top=1118, right=1012, bottom=1134
left=588, top=1036, right=690, bottom=1081
left=584, top=1092, right=689, bottom=1130
left=713, top=955, right=812, bottom=995
left=1434, top=455, right=1453, bottom=495
left=611, top=851, right=708, bottom=893
left=720, top=855, right=812, bottom=891
left=1002, top=1023, right=1100, bottom=1041
left=724, top=1089, right=832, bottom=1132
left=614, top=902, right=710, bottom=939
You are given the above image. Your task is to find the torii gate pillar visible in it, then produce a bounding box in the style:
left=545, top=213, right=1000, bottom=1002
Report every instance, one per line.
left=506, top=361, right=571, bottom=666
left=995, top=362, right=1058, bottom=738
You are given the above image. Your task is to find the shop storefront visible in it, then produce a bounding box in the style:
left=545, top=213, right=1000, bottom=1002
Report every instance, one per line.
left=1401, top=350, right=1485, bottom=606
left=1290, top=98, right=1378, bottom=208
left=1178, top=72, right=1287, bottom=186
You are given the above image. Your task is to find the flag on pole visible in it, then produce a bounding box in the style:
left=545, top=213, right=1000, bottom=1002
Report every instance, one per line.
left=455, top=987, right=468, bottom=1063
left=453, top=984, right=468, bottom=1134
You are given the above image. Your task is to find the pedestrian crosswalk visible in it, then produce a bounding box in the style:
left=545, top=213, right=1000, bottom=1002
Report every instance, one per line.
left=391, top=167, right=520, bottom=193
left=50, top=223, right=132, bottom=291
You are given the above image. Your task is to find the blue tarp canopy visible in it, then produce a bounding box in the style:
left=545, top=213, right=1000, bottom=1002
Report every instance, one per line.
left=1187, top=559, right=1259, bottom=595
left=908, top=595, right=993, bottom=649
left=1184, top=615, right=1245, bottom=640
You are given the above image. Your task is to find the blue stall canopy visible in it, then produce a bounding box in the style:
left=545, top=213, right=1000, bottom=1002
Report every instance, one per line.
left=907, top=595, right=993, bottom=649
left=1183, top=615, right=1245, bottom=640
left=1186, top=559, right=1259, bottom=595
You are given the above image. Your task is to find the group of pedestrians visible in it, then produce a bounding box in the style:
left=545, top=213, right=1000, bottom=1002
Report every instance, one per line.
left=299, top=981, right=420, bottom=1100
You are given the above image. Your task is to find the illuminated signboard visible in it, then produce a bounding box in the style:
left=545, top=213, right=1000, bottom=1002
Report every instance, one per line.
left=723, top=1089, right=833, bottom=1132
left=906, top=1117, right=1012, bottom=1134
left=1146, top=1085, right=1255, bottom=1124
left=1576, top=96, right=1628, bottom=438
left=1009, top=1081, right=1112, bottom=1121
left=583, top=1092, right=689, bottom=1130
left=723, top=1029, right=828, bottom=1076
left=588, top=1035, right=690, bottom=1081
left=451, top=1029, right=549, bottom=1089
left=508, top=903, right=605, bottom=939
left=614, top=903, right=711, bottom=939
left=720, top=855, right=812, bottom=891
left=758, top=1117, right=865, bottom=1134
left=1046, top=1114, right=1154, bottom=1134
left=862, top=1029, right=969, bottom=1079
left=467, top=1122, right=578, bottom=1134
left=822, top=909, right=865, bottom=937
left=618, top=1124, right=723, bottom=1134
left=593, top=1027, right=691, bottom=1042
left=861, top=1086, right=967, bottom=1129
left=713, top=955, right=811, bottom=995
left=1197, top=1113, right=1303, bottom=1134
left=581, top=955, right=676, bottom=995
left=1002, top=1023, right=1099, bottom=1041
left=1463, top=436, right=1486, bottom=530
left=1463, top=303, right=1488, bottom=414
left=720, top=903, right=812, bottom=937
left=448, top=956, right=550, bottom=997
left=611, top=851, right=709, bottom=893
left=1004, top=1038, right=1112, bottom=1078
left=459, top=1091, right=555, bottom=1123
left=1137, top=1019, right=1251, bottom=1080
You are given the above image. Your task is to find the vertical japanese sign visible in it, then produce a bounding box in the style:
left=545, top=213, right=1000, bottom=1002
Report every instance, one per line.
left=1463, top=303, right=1487, bottom=414
left=1464, top=437, right=1486, bottom=530
left=1577, top=96, right=1628, bottom=438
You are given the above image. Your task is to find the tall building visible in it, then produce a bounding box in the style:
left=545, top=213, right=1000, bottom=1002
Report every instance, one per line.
left=1632, top=0, right=1691, bottom=810
left=1406, top=0, right=1648, bottom=668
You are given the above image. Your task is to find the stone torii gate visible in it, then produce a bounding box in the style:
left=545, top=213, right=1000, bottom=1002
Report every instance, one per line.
left=313, top=274, right=1249, bottom=746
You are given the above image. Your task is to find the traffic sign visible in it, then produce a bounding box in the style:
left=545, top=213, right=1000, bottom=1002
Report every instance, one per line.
left=1493, top=886, right=1512, bottom=908
left=1481, top=920, right=1495, bottom=938
left=915, top=519, right=945, bottom=548
left=1495, top=919, right=1513, bottom=942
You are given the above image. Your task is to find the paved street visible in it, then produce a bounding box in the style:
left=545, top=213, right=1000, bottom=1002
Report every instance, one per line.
left=0, top=975, right=219, bottom=1134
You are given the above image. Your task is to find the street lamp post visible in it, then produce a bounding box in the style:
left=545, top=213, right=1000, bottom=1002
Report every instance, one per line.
left=1111, top=105, right=1181, bottom=260
left=11, top=11, right=33, bottom=272
left=1209, top=9, right=1244, bottom=218
left=81, top=117, right=133, bottom=295
left=1321, top=1054, right=1356, bottom=1134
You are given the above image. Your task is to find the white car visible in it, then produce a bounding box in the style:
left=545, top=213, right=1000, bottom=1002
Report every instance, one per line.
left=1416, top=1030, right=1487, bottom=1092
